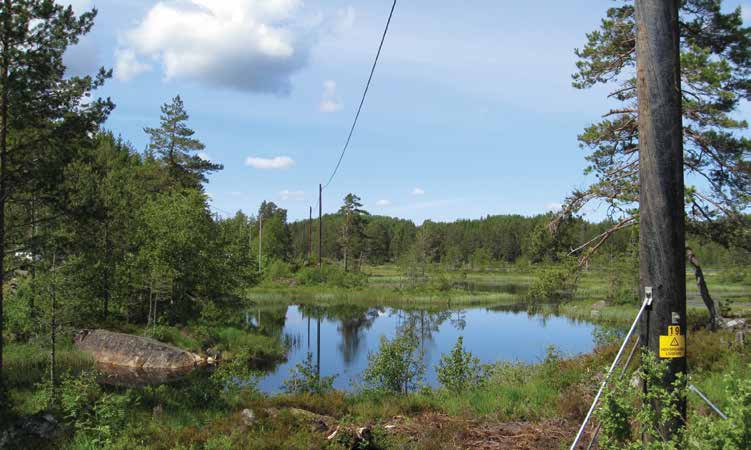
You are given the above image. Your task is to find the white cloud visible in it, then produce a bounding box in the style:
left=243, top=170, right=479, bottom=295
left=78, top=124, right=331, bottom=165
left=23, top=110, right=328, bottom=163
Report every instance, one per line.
left=743, top=6, right=751, bottom=23
left=279, top=190, right=305, bottom=201
left=319, top=80, right=342, bottom=112
left=245, top=156, right=295, bottom=170
left=375, top=199, right=391, bottom=207
left=115, top=0, right=318, bottom=93
left=114, top=48, right=152, bottom=81
left=412, top=187, right=425, bottom=196
left=334, top=6, right=356, bottom=33
left=545, top=202, right=562, bottom=212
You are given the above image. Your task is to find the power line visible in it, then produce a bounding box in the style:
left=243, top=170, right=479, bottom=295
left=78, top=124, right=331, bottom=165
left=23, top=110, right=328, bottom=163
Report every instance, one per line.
left=323, top=0, right=397, bottom=189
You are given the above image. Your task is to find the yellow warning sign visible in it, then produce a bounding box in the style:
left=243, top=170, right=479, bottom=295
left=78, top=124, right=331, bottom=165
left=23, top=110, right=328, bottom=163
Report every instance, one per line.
left=659, top=326, right=685, bottom=358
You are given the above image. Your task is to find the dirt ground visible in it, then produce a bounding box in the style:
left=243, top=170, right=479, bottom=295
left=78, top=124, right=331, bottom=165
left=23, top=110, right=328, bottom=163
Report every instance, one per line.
left=380, top=413, right=588, bottom=449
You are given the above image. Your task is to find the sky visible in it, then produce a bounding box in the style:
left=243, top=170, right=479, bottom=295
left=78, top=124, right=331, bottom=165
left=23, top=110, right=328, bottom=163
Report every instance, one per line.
left=59, top=0, right=751, bottom=223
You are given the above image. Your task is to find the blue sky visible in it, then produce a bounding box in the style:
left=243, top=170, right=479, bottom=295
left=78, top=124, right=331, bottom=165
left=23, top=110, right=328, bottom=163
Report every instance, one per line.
left=61, top=0, right=751, bottom=223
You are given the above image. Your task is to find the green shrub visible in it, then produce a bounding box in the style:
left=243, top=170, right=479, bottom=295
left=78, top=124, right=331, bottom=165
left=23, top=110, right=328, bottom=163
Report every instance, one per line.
left=34, top=370, right=131, bottom=446
left=283, top=352, right=336, bottom=395
left=436, top=336, right=484, bottom=393
left=5, top=278, right=35, bottom=342
left=690, top=365, right=751, bottom=449
left=596, top=352, right=688, bottom=449
left=265, top=259, right=292, bottom=281
left=362, top=331, right=424, bottom=395
left=429, top=272, right=452, bottom=292
left=144, top=325, right=200, bottom=352
left=526, top=258, right=579, bottom=302
left=295, top=266, right=325, bottom=285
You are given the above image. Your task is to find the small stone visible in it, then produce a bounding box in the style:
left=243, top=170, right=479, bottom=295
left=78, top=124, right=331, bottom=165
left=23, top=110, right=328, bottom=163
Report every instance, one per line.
left=241, top=409, right=256, bottom=426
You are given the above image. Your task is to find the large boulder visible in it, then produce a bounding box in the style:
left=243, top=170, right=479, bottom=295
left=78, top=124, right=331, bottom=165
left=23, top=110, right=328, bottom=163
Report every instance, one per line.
left=74, top=329, right=202, bottom=370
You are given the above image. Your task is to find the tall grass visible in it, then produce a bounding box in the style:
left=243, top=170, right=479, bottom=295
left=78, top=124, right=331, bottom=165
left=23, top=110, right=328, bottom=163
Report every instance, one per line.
left=3, top=342, right=94, bottom=388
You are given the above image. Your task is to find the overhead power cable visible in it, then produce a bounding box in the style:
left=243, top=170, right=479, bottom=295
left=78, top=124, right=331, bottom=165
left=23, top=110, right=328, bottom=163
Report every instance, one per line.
left=323, top=0, right=397, bottom=189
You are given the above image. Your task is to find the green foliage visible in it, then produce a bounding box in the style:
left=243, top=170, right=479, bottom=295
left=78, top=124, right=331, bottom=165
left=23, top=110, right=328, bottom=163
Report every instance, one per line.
left=568, top=0, right=751, bottom=251
left=294, top=264, right=367, bottom=288
left=265, top=259, right=292, bottom=281
left=144, top=95, right=222, bottom=189
left=596, top=353, right=688, bottom=449
left=690, top=366, right=751, bottom=449
left=362, top=331, right=425, bottom=395
left=209, top=348, right=260, bottom=399
left=436, top=336, right=484, bottom=393
left=526, top=258, right=580, bottom=302
left=34, top=371, right=131, bottom=446
left=338, top=193, right=369, bottom=271
left=283, top=353, right=336, bottom=395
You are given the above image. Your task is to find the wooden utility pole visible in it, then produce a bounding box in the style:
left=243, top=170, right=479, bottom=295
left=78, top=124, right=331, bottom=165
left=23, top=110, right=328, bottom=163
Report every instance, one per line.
left=318, top=184, right=323, bottom=269
left=258, top=216, right=263, bottom=274
left=308, top=206, right=313, bottom=261
left=635, top=0, right=687, bottom=438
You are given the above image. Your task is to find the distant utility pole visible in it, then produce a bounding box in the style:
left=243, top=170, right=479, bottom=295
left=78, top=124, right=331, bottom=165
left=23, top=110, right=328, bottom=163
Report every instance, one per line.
left=248, top=217, right=253, bottom=261
left=636, top=0, right=687, bottom=439
left=318, top=184, right=323, bottom=269
left=258, top=216, right=263, bottom=274
left=308, top=206, right=313, bottom=261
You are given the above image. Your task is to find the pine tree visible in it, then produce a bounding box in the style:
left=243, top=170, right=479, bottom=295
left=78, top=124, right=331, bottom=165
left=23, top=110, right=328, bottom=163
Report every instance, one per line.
left=0, top=0, right=113, bottom=385
left=557, top=0, right=750, bottom=257
left=144, top=95, right=222, bottom=189
left=338, top=194, right=368, bottom=271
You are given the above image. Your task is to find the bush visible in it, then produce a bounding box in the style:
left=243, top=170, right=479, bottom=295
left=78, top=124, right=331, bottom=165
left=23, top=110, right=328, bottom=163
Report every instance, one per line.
left=596, top=352, right=688, bottom=449
left=690, top=365, right=751, bottom=449
left=429, top=272, right=452, bottom=292
left=294, top=264, right=367, bottom=288
left=436, top=337, right=484, bottom=393
left=526, top=258, right=580, bottom=302
left=265, top=259, right=292, bottom=281
left=283, top=352, right=336, bottom=395
left=34, top=370, right=131, bottom=446
left=362, top=331, right=424, bottom=395
left=295, top=266, right=325, bottom=285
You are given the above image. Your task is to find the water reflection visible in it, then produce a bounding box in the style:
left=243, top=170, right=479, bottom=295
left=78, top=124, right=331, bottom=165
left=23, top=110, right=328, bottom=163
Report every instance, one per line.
left=256, top=304, right=600, bottom=393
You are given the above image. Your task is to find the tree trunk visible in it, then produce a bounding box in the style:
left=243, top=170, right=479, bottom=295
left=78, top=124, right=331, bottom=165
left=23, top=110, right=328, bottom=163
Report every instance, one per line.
left=687, top=248, right=719, bottom=330
left=50, top=253, right=58, bottom=405
left=635, top=0, right=687, bottom=440
left=344, top=248, right=348, bottom=272
left=0, top=0, right=11, bottom=382
left=103, top=222, right=111, bottom=320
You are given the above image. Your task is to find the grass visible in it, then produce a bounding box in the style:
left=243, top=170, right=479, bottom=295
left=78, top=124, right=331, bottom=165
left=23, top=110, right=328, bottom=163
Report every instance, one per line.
left=3, top=340, right=94, bottom=389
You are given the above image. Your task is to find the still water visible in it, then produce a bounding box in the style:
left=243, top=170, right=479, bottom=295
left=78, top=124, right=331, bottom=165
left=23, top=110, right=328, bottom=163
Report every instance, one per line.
left=252, top=304, right=599, bottom=393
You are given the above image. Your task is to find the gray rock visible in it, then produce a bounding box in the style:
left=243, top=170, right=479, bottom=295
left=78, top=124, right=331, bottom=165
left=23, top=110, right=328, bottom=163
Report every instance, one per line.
left=75, top=329, right=202, bottom=370
left=241, top=409, right=256, bottom=426
left=720, top=318, right=747, bottom=330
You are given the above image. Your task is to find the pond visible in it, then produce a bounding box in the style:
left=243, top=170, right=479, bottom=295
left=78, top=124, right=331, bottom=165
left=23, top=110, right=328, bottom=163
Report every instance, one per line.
left=252, top=304, right=601, bottom=394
